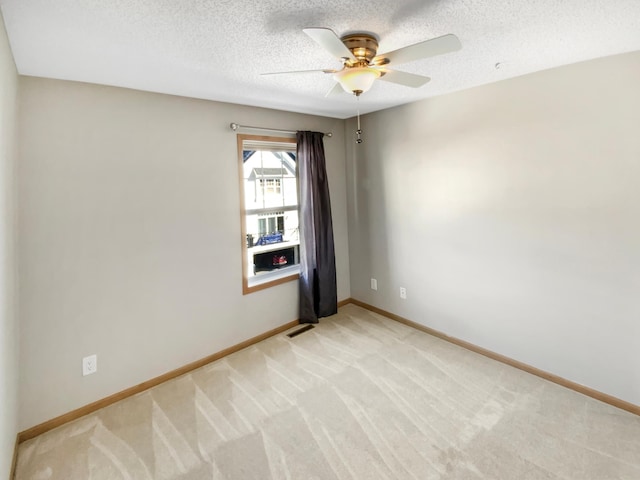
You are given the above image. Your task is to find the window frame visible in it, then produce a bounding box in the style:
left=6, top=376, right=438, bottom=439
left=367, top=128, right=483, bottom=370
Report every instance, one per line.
left=237, top=134, right=300, bottom=294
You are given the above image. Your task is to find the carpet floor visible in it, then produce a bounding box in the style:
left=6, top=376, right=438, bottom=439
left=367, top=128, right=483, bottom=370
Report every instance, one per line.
left=15, top=304, right=640, bottom=479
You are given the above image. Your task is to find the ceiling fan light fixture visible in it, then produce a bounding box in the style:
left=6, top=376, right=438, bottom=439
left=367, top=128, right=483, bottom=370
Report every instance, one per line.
left=333, top=67, right=381, bottom=95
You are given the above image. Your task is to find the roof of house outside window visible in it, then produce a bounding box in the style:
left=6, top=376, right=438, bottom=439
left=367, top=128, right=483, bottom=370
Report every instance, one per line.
left=250, top=168, right=290, bottom=179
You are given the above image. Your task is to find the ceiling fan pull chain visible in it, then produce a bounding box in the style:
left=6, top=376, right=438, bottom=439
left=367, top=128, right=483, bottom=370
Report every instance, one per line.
left=356, top=96, right=363, bottom=144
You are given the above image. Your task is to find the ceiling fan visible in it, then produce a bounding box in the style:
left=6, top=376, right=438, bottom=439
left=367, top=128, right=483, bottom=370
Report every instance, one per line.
left=263, top=28, right=462, bottom=97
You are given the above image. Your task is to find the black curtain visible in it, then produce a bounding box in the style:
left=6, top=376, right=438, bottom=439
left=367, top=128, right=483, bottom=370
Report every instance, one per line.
left=297, top=131, right=337, bottom=323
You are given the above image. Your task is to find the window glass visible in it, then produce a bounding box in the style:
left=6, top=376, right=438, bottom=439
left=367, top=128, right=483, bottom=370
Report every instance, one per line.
left=237, top=135, right=300, bottom=293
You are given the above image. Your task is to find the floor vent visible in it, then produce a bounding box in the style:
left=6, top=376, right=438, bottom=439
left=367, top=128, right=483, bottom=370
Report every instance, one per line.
left=287, top=324, right=315, bottom=338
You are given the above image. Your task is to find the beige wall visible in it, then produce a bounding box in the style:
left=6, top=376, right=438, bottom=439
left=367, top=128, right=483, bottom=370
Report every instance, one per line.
left=0, top=9, right=18, bottom=480
left=346, top=51, right=640, bottom=405
left=13, top=41, right=640, bottom=435
left=17, top=78, right=350, bottom=429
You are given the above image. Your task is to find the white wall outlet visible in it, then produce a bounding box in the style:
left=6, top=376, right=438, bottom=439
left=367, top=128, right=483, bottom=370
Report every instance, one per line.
left=371, top=278, right=378, bottom=290
left=400, top=287, right=407, bottom=299
left=82, top=354, right=97, bottom=376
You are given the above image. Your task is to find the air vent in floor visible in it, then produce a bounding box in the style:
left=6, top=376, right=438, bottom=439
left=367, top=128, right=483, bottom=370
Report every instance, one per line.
left=287, top=324, right=315, bottom=338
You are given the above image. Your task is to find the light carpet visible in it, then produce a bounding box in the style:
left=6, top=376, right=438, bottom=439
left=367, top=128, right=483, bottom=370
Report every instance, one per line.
left=15, top=304, right=640, bottom=479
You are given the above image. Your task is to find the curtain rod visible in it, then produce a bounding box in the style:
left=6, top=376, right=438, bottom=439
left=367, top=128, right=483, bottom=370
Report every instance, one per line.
left=229, top=123, right=332, bottom=138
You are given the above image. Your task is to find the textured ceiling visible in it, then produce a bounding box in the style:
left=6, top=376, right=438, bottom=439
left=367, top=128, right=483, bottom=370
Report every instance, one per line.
left=1, top=0, right=639, bottom=119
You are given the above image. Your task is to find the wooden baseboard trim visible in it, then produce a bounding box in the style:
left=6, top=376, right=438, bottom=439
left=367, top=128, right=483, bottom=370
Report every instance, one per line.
left=348, top=298, right=640, bottom=417
left=18, top=318, right=301, bottom=443
left=10, top=433, right=19, bottom=479
left=25, top=297, right=632, bottom=444
left=337, top=298, right=352, bottom=308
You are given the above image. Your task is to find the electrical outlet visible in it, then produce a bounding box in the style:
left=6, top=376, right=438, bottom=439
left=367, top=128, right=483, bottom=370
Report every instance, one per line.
left=82, top=354, right=97, bottom=376
left=400, top=287, right=407, bottom=299
left=371, top=278, right=378, bottom=290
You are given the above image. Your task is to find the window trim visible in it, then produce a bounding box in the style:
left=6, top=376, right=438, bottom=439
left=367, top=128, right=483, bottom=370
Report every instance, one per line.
left=237, top=134, right=300, bottom=294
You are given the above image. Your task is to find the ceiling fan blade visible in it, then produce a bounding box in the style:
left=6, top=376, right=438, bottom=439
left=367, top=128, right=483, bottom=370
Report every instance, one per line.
left=303, top=27, right=356, bottom=61
left=373, top=34, right=461, bottom=66
left=378, top=69, right=431, bottom=88
left=261, top=69, right=337, bottom=76
left=325, top=82, right=344, bottom=97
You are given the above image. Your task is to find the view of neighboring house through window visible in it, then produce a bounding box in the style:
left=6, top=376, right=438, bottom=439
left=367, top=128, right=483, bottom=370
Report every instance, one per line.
left=237, top=134, right=300, bottom=293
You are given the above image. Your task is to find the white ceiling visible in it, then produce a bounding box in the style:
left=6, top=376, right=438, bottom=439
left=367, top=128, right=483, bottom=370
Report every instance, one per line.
left=1, top=0, right=639, bottom=119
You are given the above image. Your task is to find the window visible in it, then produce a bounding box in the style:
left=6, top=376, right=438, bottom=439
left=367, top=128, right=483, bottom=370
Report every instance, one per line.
left=237, top=134, right=299, bottom=294
left=259, top=178, right=281, bottom=196
left=258, top=212, right=284, bottom=236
